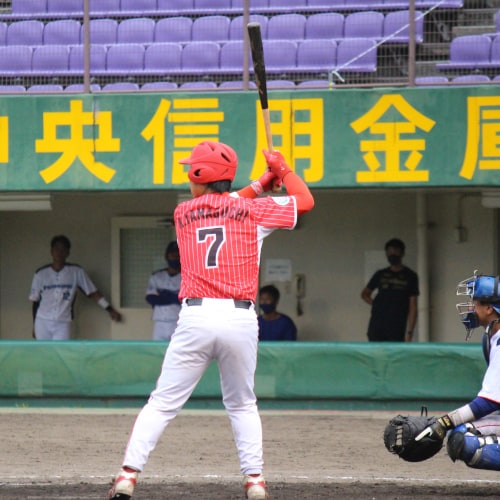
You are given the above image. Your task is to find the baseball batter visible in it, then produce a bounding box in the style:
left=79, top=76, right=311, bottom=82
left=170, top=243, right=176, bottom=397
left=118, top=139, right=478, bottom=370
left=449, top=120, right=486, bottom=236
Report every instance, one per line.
left=145, top=240, right=181, bottom=341
left=414, top=272, right=500, bottom=469
left=109, top=141, right=314, bottom=500
left=29, top=235, right=121, bottom=340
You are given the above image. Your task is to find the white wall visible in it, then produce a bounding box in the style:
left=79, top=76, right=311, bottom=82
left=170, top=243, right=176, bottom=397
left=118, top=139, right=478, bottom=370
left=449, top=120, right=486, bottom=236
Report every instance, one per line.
left=0, top=189, right=495, bottom=343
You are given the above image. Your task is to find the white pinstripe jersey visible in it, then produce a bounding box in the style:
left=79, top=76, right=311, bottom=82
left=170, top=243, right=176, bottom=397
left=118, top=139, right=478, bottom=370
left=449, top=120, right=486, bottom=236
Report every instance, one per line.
left=175, top=193, right=297, bottom=301
left=145, top=269, right=181, bottom=322
left=29, top=263, right=98, bottom=322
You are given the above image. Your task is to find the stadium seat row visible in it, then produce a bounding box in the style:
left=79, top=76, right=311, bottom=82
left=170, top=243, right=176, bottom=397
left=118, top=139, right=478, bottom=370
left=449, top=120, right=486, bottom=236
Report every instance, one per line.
left=436, top=34, right=500, bottom=72
left=6, top=0, right=463, bottom=20
left=0, top=38, right=379, bottom=77
left=0, top=80, right=335, bottom=93
left=0, top=11, right=424, bottom=47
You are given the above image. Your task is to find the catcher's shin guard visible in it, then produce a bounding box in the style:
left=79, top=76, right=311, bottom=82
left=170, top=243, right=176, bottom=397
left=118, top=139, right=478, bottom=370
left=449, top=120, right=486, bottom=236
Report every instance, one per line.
left=447, top=426, right=500, bottom=470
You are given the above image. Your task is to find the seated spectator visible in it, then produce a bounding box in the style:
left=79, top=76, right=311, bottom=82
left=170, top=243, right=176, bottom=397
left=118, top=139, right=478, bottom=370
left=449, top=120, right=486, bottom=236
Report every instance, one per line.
left=258, top=284, right=297, bottom=341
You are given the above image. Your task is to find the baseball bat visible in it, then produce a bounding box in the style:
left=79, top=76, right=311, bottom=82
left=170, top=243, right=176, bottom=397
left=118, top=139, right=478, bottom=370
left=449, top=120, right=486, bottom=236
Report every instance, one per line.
left=247, top=22, right=273, bottom=152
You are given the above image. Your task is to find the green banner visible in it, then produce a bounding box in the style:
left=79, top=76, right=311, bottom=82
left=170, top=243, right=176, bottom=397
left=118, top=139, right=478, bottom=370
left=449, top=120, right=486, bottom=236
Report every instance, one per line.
left=0, top=85, right=499, bottom=190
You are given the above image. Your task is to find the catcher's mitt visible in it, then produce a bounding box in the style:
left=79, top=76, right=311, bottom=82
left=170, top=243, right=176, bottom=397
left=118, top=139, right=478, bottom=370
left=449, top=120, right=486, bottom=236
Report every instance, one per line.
left=383, top=406, right=444, bottom=462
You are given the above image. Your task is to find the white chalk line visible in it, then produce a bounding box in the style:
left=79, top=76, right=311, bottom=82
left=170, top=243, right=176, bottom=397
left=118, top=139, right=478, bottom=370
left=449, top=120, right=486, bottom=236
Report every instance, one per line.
left=2, top=474, right=500, bottom=485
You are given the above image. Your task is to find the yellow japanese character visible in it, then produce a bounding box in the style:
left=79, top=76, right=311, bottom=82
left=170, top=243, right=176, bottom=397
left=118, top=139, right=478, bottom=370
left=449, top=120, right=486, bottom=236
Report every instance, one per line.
left=460, top=96, right=500, bottom=180
left=351, top=94, right=434, bottom=183
left=36, top=100, right=119, bottom=184
left=250, top=98, right=324, bottom=183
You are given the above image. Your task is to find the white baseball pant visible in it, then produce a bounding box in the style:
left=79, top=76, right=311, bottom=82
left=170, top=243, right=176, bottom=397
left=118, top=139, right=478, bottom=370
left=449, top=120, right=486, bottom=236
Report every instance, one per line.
left=122, top=298, right=264, bottom=475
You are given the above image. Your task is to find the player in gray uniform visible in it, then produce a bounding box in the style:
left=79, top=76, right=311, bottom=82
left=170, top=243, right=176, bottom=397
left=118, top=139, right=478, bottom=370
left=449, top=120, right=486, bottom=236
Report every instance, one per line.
left=29, top=235, right=121, bottom=340
left=145, top=241, right=181, bottom=341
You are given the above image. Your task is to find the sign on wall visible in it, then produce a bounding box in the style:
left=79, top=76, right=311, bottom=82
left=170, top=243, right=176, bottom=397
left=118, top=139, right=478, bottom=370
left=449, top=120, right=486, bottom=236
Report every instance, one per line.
left=0, top=85, right=499, bottom=190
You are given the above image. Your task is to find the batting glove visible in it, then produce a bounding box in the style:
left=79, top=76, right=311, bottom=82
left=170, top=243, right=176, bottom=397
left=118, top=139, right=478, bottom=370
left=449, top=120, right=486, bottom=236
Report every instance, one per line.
left=415, top=414, right=453, bottom=442
left=250, top=169, right=279, bottom=195
left=263, top=149, right=292, bottom=181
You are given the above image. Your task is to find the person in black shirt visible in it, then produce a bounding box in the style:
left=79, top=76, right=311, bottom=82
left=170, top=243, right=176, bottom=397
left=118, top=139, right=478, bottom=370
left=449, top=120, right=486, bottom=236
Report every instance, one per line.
left=361, top=238, right=419, bottom=342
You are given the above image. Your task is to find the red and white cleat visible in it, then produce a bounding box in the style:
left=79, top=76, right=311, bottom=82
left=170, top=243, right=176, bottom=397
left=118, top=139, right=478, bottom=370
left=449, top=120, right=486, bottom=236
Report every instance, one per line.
left=243, top=474, right=269, bottom=500
left=108, top=468, right=138, bottom=499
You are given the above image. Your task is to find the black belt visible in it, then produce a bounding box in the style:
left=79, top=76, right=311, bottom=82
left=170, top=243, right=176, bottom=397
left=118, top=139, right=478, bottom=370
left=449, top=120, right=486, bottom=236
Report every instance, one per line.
left=185, top=298, right=253, bottom=309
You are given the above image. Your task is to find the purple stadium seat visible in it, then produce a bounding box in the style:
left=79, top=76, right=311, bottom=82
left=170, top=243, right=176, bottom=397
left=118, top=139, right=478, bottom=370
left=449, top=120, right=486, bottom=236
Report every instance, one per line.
left=89, top=0, right=120, bottom=16
left=306, top=0, right=346, bottom=11
left=47, top=0, right=83, bottom=16
left=180, top=81, right=218, bottom=89
left=267, top=0, right=307, bottom=13
left=267, top=14, right=306, bottom=40
left=27, top=84, right=64, bottom=92
left=31, top=45, right=70, bottom=75
left=0, top=23, right=6, bottom=46
left=229, top=15, right=268, bottom=40
left=336, top=38, right=377, bottom=73
left=6, top=20, right=44, bottom=46
left=120, top=0, right=158, bottom=16
left=297, top=39, right=337, bottom=73
left=489, top=35, right=500, bottom=67
left=267, top=79, right=296, bottom=87
left=0, top=84, right=26, bottom=92
left=451, top=74, right=490, bottom=83
left=105, top=43, right=145, bottom=75
left=262, top=40, right=297, bottom=73
left=436, top=35, right=492, bottom=71
left=305, top=13, right=344, bottom=41
left=12, top=0, right=48, bottom=16
left=344, top=0, right=387, bottom=10
left=154, top=17, right=192, bottom=43
left=383, top=10, right=424, bottom=44
left=230, top=0, right=269, bottom=12
left=415, top=76, right=448, bottom=85
left=117, top=18, right=156, bottom=44
left=180, top=41, right=220, bottom=74
left=220, top=40, right=247, bottom=73
left=192, top=16, right=231, bottom=42
left=84, top=19, right=118, bottom=45
left=0, top=46, right=32, bottom=75
left=101, top=82, right=140, bottom=91
left=64, top=83, right=101, bottom=92
left=44, top=20, right=81, bottom=45
left=297, top=79, right=330, bottom=88
left=144, top=42, right=182, bottom=74
left=344, top=11, right=384, bottom=40
left=218, top=80, right=257, bottom=89
left=68, top=45, right=107, bottom=73
left=157, top=0, right=195, bottom=15
left=141, top=81, right=178, bottom=90
left=194, top=0, right=231, bottom=14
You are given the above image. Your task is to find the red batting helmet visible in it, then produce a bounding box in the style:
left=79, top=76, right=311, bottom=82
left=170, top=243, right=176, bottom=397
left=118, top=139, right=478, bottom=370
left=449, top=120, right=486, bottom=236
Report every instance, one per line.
left=179, top=141, right=238, bottom=184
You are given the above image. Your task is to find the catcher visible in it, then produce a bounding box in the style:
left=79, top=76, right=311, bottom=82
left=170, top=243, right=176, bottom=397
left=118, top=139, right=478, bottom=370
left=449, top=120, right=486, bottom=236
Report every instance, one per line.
left=385, top=271, right=500, bottom=469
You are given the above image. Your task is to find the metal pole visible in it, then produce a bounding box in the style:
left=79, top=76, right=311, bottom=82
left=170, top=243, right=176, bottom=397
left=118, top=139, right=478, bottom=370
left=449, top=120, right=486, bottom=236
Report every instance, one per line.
left=242, top=0, right=250, bottom=90
left=408, top=0, right=416, bottom=86
left=83, top=0, right=90, bottom=93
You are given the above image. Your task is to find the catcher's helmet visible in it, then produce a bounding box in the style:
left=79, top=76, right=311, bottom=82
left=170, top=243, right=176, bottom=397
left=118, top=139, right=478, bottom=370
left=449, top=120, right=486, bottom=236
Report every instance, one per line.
left=456, top=272, right=500, bottom=338
left=179, top=141, right=238, bottom=184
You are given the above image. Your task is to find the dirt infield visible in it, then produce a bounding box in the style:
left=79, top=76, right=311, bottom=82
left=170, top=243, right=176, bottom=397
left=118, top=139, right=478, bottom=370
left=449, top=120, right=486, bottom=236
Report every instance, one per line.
left=1, top=408, right=500, bottom=499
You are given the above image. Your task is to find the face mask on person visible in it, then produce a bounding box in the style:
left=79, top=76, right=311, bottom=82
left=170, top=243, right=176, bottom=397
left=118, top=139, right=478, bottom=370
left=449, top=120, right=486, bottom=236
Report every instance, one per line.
left=260, top=303, right=276, bottom=314
left=387, top=255, right=402, bottom=266
left=168, top=259, right=180, bottom=269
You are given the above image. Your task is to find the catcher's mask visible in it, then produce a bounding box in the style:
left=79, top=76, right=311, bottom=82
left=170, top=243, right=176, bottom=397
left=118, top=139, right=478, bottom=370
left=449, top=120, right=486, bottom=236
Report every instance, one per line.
left=456, top=271, right=500, bottom=340
left=179, top=141, right=238, bottom=184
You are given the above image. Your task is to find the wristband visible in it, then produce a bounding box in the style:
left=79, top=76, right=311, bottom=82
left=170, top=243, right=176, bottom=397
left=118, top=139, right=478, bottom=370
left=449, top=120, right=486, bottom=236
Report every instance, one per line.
left=250, top=180, right=263, bottom=195
left=98, top=297, right=111, bottom=310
